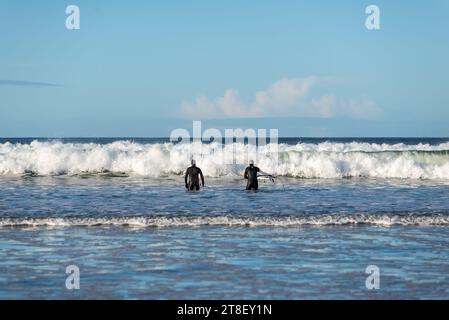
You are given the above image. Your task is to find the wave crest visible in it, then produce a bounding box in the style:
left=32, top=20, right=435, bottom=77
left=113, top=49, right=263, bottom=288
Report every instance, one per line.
left=1, top=140, right=449, bottom=179
left=1, top=214, right=449, bottom=228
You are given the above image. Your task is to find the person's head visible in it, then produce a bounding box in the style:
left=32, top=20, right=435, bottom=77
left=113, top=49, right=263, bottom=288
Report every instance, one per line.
left=191, top=159, right=196, bottom=167
left=249, top=160, right=254, bottom=167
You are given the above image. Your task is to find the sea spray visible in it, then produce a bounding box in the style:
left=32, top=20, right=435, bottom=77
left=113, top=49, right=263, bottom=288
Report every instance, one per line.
left=1, top=140, right=449, bottom=179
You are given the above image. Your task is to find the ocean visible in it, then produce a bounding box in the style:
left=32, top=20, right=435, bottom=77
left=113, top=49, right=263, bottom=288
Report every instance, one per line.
left=1, top=137, right=449, bottom=299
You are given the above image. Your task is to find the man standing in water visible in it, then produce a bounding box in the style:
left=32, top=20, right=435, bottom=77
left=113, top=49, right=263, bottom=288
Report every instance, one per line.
left=244, top=160, right=261, bottom=191
left=185, top=159, right=205, bottom=191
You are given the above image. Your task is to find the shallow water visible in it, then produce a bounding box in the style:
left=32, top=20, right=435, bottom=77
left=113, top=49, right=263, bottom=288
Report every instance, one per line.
left=1, top=176, right=449, bottom=299
left=1, top=224, right=449, bottom=299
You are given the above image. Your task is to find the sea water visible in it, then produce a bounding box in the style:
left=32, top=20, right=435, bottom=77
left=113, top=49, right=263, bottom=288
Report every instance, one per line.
left=1, top=138, right=449, bottom=299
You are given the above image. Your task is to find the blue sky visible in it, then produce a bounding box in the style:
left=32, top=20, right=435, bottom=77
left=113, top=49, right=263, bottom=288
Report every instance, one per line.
left=0, top=0, right=448, bottom=137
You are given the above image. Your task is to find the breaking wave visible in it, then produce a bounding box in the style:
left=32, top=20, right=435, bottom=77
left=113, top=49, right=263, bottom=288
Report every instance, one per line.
left=1, top=214, right=449, bottom=228
left=1, top=140, right=449, bottom=179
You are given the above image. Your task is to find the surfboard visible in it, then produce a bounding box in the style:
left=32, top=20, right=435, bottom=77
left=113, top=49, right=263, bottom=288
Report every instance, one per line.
left=257, top=174, right=276, bottom=183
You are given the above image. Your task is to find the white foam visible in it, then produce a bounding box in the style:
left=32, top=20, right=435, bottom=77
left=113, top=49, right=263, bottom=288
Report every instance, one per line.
left=1, top=214, right=449, bottom=228
left=1, top=140, right=449, bottom=179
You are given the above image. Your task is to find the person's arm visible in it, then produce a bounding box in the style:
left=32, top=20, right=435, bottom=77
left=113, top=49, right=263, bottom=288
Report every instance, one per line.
left=199, top=169, right=205, bottom=187
left=184, top=169, right=189, bottom=188
left=244, top=167, right=248, bottom=179
left=258, top=168, right=272, bottom=176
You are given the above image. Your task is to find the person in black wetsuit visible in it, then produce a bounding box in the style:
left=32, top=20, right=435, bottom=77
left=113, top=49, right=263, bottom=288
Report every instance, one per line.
left=244, top=160, right=260, bottom=191
left=185, top=159, right=205, bottom=191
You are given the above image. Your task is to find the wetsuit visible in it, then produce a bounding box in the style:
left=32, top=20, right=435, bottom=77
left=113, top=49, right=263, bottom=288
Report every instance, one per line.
left=185, top=166, right=205, bottom=191
left=244, top=165, right=260, bottom=191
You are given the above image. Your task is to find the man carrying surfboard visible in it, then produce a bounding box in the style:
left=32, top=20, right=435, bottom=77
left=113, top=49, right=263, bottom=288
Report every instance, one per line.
left=244, top=160, right=275, bottom=191
left=185, top=159, right=205, bottom=191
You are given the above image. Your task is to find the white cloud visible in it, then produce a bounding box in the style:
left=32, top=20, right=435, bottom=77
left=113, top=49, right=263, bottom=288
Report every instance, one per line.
left=310, top=95, right=336, bottom=118
left=180, top=77, right=382, bottom=119
left=340, top=97, right=383, bottom=119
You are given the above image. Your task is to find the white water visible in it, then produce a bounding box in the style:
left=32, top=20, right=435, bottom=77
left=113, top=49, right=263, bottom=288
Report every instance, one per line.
left=1, top=140, right=449, bottom=179
left=1, top=214, right=449, bottom=228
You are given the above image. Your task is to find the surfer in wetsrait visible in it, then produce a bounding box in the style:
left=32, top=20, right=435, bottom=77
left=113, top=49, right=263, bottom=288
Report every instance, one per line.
left=244, top=160, right=263, bottom=191
left=244, top=160, right=275, bottom=191
left=185, top=159, right=205, bottom=191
